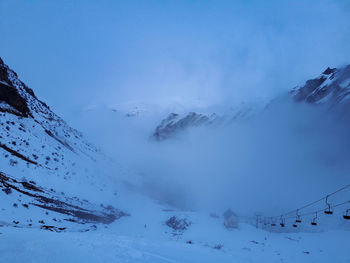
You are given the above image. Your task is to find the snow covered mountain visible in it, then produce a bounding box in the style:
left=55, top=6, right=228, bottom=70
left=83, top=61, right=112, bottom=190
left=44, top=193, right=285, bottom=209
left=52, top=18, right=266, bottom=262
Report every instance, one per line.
left=152, top=65, right=350, bottom=141
left=2, top=57, right=350, bottom=263
left=152, top=112, right=218, bottom=141
left=151, top=106, right=260, bottom=141
left=291, top=65, right=350, bottom=105
left=0, top=57, right=125, bottom=231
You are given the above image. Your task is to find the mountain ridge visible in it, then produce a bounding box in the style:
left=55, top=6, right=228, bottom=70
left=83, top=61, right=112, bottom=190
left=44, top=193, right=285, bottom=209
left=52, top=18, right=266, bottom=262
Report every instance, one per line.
left=0, top=57, right=124, bottom=231
left=151, top=64, right=350, bottom=141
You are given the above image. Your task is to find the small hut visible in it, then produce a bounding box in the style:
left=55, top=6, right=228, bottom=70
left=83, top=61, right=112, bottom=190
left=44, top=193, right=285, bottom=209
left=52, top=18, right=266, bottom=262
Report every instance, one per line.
left=223, top=209, right=239, bottom=229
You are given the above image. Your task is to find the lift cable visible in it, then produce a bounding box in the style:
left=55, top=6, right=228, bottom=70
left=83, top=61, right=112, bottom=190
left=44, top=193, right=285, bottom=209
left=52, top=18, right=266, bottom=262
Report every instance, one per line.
left=280, top=200, right=350, bottom=220
left=269, top=184, right=350, bottom=220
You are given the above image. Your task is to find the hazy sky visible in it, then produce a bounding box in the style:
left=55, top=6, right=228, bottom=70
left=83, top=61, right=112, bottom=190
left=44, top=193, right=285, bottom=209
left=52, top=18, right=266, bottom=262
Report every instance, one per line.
left=1, top=0, right=350, bottom=116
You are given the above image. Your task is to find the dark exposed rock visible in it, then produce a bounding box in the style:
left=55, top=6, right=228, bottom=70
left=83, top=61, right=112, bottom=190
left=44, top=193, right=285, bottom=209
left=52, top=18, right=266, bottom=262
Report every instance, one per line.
left=153, top=112, right=216, bottom=141
left=0, top=143, right=38, bottom=165
left=21, top=181, right=43, bottom=192
left=0, top=58, right=11, bottom=85
left=0, top=171, right=128, bottom=224
left=40, top=225, right=67, bottom=232
left=291, top=64, right=350, bottom=105
left=0, top=58, right=33, bottom=116
left=323, top=67, right=336, bottom=75
left=0, top=82, right=30, bottom=117
left=166, top=216, right=191, bottom=231
left=3, top=187, right=12, bottom=194
left=292, top=76, right=327, bottom=102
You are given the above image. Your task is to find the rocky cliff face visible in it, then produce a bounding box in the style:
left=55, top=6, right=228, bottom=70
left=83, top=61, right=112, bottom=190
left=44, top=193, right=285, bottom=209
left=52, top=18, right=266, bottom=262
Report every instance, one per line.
left=152, top=112, right=218, bottom=141
left=0, top=58, right=32, bottom=117
left=291, top=65, right=350, bottom=105
left=151, top=106, right=257, bottom=141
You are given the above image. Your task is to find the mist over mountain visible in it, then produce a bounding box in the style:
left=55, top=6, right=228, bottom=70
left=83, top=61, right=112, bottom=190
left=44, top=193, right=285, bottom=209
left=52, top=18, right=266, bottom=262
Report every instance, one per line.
left=2, top=1, right=350, bottom=262
left=2, top=0, right=350, bottom=117
left=2, top=45, right=350, bottom=263
left=63, top=64, right=350, bottom=219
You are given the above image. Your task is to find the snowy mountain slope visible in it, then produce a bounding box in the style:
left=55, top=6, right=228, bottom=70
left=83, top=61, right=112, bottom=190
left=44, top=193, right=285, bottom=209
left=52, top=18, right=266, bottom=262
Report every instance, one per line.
left=151, top=65, right=350, bottom=141
left=151, top=105, right=258, bottom=141
left=152, top=112, right=218, bottom=141
left=291, top=65, right=350, bottom=105
left=0, top=57, right=125, bottom=230
left=1, top=56, right=350, bottom=263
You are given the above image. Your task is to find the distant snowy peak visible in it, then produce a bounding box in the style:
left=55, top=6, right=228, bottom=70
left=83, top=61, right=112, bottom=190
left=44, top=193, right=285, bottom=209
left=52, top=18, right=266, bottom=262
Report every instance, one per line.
left=152, top=112, right=218, bottom=141
left=291, top=65, right=350, bottom=105
left=152, top=64, right=350, bottom=141
left=151, top=105, right=258, bottom=141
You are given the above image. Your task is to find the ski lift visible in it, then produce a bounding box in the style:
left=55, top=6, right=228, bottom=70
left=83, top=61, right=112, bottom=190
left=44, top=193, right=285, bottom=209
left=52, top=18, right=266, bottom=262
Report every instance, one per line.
left=263, top=218, right=268, bottom=226
left=265, top=217, right=273, bottom=226
left=311, top=212, right=317, bottom=226
left=343, top=209, right=350, bottom=220
left=280, top=216, right=285, bottom=227
left=324, top=195, right=333, bottom=215
left=295, top=209, right=302, bottom=223
left=271, top=218, right=276, bottom=227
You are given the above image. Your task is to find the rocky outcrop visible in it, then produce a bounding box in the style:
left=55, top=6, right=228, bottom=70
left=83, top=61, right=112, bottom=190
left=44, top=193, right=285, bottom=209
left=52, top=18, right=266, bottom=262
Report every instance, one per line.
left=0, top=172, right=127, bottom=226
left=165, top=216, right=191, bottom=232
left=0, top=59, right=31, bottom=117
left=291, top=65, right=350, bottom=105
left=152, top=112, right=218, bottom=141
left=0, top=84, right=30, bottom=117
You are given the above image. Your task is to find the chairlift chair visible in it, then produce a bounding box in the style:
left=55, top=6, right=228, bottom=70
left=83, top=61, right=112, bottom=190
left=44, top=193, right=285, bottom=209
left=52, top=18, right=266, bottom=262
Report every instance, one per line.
left=324, top=209, right=333, bottom=215
left=324, top=195, right=333, bottom=215
left=295, top=210, right=302, bottom=223
left=311, top=212, right=318, bottom=226
left=280, top=217, right=285, bottom=227
left=269, top=217, right=277, bottom=226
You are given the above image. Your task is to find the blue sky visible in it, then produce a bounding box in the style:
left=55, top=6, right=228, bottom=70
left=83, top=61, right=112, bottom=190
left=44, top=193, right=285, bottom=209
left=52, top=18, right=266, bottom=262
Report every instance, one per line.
left=1, top=0, right=350, bottom=116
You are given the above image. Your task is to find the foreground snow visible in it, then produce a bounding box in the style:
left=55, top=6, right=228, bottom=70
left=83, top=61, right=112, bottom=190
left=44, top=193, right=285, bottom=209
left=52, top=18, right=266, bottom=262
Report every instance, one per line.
left=1, top=179, right=349, bottom=263
left=1, top=218, right=349, bottom=263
